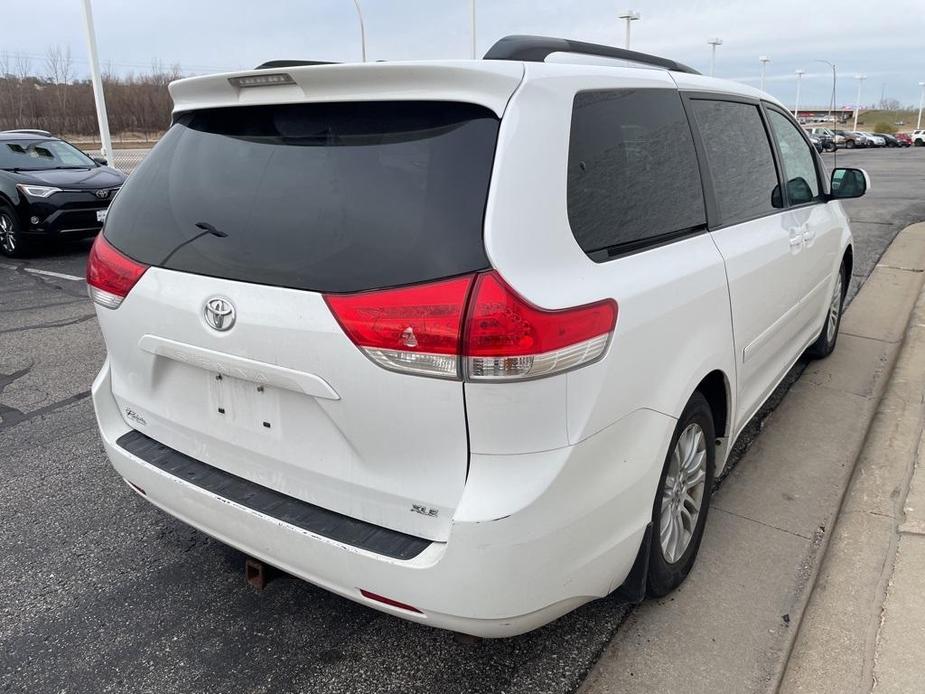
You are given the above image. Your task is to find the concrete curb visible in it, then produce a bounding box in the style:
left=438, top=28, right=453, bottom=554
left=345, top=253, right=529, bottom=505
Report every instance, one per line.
left=578, top=222, right=925, bottom=694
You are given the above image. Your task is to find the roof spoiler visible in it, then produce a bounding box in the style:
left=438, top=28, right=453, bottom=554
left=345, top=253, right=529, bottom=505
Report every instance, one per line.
left=483, top=35, right=700, bottom=75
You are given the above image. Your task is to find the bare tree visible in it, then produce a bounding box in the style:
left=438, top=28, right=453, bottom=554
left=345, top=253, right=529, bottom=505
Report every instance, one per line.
left=15, top=53, right=33, bottom=126
left=880, top=97, right=901, bottom=112
left=46, top=45, right=73, bottom=132
left=0, top=51, right=12, bottom=126
left=0, top=50, right=177, bottom=139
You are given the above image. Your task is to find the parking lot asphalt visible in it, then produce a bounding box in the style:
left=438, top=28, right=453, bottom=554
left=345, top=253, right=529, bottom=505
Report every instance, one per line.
left=2, top=148, right=924, bottom=694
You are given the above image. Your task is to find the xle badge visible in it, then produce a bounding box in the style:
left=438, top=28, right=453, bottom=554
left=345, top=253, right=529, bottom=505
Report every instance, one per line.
left=125, top=408, right=147, bottom=426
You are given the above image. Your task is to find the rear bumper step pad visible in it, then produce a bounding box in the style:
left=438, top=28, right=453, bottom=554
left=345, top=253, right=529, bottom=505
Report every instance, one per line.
left=116, top=429, right=432, bottom=560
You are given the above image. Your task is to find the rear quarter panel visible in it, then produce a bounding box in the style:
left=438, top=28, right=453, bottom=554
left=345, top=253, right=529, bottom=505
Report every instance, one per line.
left=474, top=64, right=736, bottom=456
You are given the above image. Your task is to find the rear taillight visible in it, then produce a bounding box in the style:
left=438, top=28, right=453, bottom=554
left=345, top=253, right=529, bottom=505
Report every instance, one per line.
left=86, top=234, right=148, bottom=309
left=463, top=271, right=617, bottom=380
left=324, top=275, right=475, bottom=379
left=325, top=270, right=617, bottom=381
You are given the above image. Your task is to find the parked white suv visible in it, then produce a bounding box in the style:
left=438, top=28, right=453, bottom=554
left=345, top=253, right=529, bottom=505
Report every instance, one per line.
left=913, top=129, right=925, bottom=146
left=88, top=36, right=867, bottom=637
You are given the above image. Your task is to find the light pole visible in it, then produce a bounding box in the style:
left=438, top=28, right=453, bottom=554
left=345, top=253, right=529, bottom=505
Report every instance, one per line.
left=79, top=0, right=112, bottom=161
left=618, top=10, right=640, bottom=50
left=708, top=38, right=722, bottom=77
left=351, top=0, right=367, bottom=62
left=794, top=69, right=805, bottom=120
left=813, top=59, right=837, bottom=124
left=470, top=0, right=477, bottom=59
left=759, top=56, right=770, bottom=91
left=853, top=74, right=865, bottom=131
left=918, top=82, right=925, bottom=129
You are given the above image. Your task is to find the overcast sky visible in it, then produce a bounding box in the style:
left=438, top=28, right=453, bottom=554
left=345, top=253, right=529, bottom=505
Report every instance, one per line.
left=3, top=0, right=924, bottom=109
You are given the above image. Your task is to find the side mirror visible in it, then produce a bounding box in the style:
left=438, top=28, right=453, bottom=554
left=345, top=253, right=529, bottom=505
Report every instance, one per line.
left=92, top=156, right=108, bottom=166
left=830, top=168, right=869, bottom=199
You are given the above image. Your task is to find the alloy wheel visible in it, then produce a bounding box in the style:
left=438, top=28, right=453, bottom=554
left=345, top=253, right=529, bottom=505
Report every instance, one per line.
left=0, top=213, right=15, bottom=254
left=827, top=271, right=843, bottom=344
left=660, top=422, right=707, bottom=564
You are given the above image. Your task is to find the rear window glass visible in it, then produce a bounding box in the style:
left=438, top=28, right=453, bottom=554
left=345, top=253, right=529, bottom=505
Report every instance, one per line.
left=104, top=101, right=499, bottom=292
left=566, top=89, right=706, bottom=260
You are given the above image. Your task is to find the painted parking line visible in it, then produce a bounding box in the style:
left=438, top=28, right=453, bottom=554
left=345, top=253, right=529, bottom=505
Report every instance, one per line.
left=0, top=263, right=85, bottom=282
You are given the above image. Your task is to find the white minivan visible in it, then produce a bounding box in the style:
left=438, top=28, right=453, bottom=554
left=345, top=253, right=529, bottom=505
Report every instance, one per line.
left=88, top=36, right=867, bottom=637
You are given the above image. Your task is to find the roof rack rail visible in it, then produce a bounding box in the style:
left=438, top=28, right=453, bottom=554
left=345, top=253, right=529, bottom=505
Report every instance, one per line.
left=483, top=35, right=700, bottom=75
left=254, top=60, right=338, bottom=70
left=1, top=128, right=52, bottom=137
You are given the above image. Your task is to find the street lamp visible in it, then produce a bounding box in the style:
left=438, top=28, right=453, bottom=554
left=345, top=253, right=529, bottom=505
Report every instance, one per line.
left=470, top=0, right=477, bottom=59
left=80, top=0, right=112, bottom=161
left=812, top=59, right=837, bottom=124
left=708, top=38, right=722, bottom=77
left=351, top=0, right=367, bottom=62
left=853, top=74, right=866, bottom=131
left=618, top=10, right=641, bottom=50
left=918, top=82, right=925, bottom=130
left=759, top=56, right=770, bottom=92
left=794, top=69, right=805, bottom=119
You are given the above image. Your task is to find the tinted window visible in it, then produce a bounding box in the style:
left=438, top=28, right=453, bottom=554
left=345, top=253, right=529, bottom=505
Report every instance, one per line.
left=567, top=89, right=705, bottom=259
left=104, top=101, right=499, bottom=293
left=767, top=109, right=820, bottom=205
left=689, top=100, right=781, bottom=226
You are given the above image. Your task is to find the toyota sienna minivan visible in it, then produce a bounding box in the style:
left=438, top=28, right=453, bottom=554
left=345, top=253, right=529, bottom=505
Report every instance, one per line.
left=89, top=36, right=867, bottom=637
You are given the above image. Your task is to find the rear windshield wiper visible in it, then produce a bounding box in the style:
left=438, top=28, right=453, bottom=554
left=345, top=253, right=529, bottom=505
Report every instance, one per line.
left=160, top=222, right=228, bottom=265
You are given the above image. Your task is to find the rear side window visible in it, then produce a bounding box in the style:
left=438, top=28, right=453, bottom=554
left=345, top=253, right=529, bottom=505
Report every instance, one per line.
left=767, top=109, right=821, bottom=205
left=689, top=99, right=782, bottom=227
left=567, top=89, right=705, bottom=260
left=103, top=101, right=499, bottom=293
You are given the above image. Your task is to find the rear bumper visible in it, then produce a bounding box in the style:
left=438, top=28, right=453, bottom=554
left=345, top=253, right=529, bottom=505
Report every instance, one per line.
left=92, top=359, right=674, bottom=637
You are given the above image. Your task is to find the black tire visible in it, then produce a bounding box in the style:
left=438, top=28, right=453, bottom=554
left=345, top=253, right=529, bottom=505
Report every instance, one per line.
left=825, top=143, right=836, bottom=153
left=0, top=204, right=26, bottom=258
left=806, top=261, right=847, bottom=359
left=846, top=139, right=856, bottom=149
left=646, top=392, right=715, bottom=598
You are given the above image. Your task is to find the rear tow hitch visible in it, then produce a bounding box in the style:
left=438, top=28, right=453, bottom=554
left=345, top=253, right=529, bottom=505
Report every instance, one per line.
left=245, top=557, right=269, bottom=591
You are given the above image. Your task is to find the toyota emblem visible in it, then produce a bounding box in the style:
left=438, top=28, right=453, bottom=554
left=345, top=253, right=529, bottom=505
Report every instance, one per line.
left=95, top=188, right=110, bottom=199
left=203, top=297, right=236, bottom=332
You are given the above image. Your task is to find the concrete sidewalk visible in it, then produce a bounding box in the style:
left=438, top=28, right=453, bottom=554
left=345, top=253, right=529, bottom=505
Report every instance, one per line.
left=580, top=222, right=925, bottom=694
left=780, top=225, right=925, bottom=693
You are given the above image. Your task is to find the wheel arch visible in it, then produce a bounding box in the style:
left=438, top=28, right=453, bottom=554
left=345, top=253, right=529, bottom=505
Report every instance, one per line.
left=693, top=369, right=731, bottom=442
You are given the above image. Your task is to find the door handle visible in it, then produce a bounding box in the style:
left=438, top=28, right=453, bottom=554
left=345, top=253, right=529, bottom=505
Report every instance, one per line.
left=802, top=225, right=816, bottom=243
left=789, top=230, right=804, bottom=248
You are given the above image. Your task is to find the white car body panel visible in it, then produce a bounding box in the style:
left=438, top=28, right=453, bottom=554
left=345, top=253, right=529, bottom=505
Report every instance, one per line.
left=169, top=61, right=525, bottom=117
left=94, top=361, right=674, bottom=636
left=91, top=55, right=855, bottom=637
left=95, top=267, right=469, bottom=541
left=706, top=214, right=801, bottom=431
